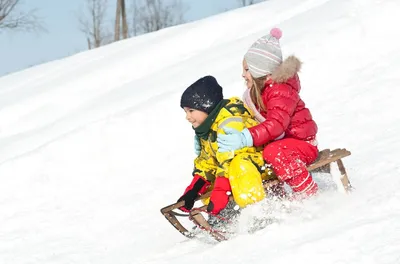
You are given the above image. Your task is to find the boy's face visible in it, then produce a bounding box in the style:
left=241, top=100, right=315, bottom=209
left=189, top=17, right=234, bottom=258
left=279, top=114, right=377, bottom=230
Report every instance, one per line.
left=183, top=107, right=208, bottom=128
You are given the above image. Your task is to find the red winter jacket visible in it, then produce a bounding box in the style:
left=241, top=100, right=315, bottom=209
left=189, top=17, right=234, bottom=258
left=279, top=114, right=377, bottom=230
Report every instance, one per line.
left=248, top=56, right=318, bottom=146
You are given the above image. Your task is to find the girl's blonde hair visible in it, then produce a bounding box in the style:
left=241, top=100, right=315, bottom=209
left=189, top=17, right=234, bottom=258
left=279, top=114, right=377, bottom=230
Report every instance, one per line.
left=249, top=76, right=268, bottom=112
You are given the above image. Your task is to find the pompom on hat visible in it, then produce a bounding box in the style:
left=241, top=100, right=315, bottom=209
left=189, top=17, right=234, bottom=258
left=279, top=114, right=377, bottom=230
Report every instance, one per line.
left=244, top=27, right=283, bottom=78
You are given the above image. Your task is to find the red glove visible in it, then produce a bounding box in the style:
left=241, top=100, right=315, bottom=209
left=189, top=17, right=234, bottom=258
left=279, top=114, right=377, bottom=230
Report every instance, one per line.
left=178, top=175, right=210, bottom=212
left=207, top=177, right=231, bottom=215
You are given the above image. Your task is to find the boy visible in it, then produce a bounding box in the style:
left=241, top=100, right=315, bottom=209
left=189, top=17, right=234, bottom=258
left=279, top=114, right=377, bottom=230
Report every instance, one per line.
left=177, top=75, right=276, bottom=215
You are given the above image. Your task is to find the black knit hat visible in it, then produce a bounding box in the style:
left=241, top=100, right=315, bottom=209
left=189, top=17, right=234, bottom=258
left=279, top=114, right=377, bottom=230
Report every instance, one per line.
left=180, top=76, right=223, bottom=114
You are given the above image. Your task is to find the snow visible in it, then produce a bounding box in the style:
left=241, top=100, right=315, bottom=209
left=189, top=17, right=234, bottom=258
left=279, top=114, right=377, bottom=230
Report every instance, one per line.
left=1, top=0, right=400, bottom=263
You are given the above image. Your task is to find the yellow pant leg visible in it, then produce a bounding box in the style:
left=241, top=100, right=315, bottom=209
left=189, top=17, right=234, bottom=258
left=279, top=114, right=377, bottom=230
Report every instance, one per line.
left=228, top=153, right=266, bottom=208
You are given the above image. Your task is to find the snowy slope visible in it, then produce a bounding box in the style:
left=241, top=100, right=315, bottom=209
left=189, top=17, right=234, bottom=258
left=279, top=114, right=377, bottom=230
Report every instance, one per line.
left=1, top=0, right=400, bottom=263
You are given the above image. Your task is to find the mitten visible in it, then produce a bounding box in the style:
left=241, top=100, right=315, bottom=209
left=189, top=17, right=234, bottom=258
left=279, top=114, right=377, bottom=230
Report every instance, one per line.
left=178, top=175, right=210, bottom=212
left=194, top=135, right=201, bottom=155
left=207, top=177, right=232, bottom=215
left=217, top=127, right=253, bottom=153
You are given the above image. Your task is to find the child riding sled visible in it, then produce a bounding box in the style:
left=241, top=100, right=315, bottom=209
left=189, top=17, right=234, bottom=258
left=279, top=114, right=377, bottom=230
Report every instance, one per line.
left=177, top=75, right=277, bottom=217
left=217, top=28, right=320, bottom=198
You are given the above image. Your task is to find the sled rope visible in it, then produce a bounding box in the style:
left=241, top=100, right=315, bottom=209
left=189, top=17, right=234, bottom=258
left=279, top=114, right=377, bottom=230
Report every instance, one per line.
left=190, top=207, right=232, bottom=224
left=188, top=207, right=234, bottom=240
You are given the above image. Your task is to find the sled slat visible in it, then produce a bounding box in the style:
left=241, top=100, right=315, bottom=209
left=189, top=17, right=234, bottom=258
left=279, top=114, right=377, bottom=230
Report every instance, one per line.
left=309, top=149, right=331, bottom=173
left=315, top=149, right=331, bottom=162
left=307, top=148, right=351, bottom=171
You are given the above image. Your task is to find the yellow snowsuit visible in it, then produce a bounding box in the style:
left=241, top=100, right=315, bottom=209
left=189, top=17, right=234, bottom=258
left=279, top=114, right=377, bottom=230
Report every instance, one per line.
left=193, top=97, right=276, bottom=208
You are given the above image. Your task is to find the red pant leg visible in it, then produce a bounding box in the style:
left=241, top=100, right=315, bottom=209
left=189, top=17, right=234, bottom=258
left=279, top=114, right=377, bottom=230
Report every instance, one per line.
left=263, top=138, right=319, bottom=196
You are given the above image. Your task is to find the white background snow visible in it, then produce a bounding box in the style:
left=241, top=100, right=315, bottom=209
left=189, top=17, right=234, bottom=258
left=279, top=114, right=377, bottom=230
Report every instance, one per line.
left=1, top=0, right=400, bottom=263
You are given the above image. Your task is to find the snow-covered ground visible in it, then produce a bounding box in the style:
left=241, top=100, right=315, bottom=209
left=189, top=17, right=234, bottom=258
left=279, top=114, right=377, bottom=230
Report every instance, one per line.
left=1, top=0, right=400, bottom=263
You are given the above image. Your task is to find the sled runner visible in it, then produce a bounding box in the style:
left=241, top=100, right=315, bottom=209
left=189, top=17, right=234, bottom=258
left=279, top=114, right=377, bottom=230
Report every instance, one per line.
left=160, top=148, right=352, bottom=241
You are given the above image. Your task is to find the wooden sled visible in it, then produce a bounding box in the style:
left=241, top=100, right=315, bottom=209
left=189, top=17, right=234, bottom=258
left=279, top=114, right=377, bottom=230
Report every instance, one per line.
left=160, top=148, right=352, bottom=240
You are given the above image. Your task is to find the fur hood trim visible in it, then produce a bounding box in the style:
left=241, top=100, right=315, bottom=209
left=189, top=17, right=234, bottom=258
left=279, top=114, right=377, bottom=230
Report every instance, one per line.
left=271, top=56, right=302, bottom=83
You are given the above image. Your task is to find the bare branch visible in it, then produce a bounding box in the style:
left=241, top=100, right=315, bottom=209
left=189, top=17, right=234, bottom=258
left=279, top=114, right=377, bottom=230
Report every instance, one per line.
left=0, top=0, right=44, bottom=32
left=130, top=0, right=138, bottom=36
left=134, top=0, right=186, bottom=35
left=78, top=0, right=111, bottom=49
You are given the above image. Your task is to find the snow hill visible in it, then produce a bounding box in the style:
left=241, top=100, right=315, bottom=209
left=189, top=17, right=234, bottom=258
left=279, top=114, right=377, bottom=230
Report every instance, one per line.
left=1, top=0, right=400, bottom=263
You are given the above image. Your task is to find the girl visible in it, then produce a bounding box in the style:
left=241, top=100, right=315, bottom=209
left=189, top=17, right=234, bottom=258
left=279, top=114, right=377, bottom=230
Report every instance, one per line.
left=217, top=28, right=319, bottom=197
left=177, top=75, right=276, bottom=215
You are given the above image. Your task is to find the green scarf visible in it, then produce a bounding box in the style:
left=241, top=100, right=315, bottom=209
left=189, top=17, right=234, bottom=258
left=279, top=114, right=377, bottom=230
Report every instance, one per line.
left=194, top=99, right=229, bottom=140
